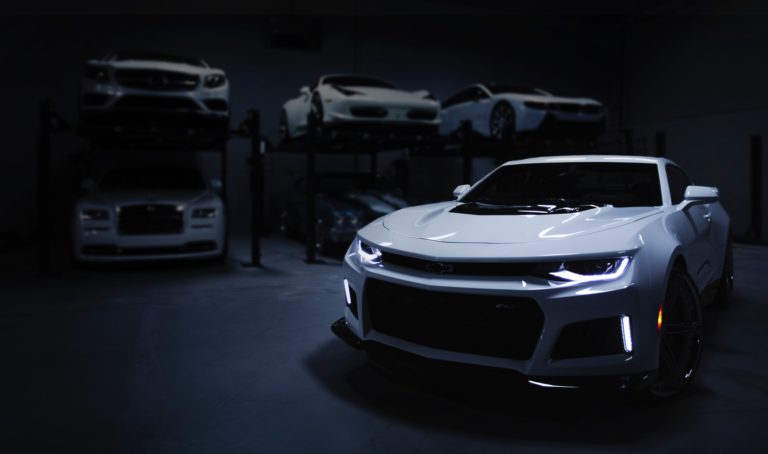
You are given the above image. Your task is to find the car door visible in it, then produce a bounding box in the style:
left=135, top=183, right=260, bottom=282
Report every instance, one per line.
left=667, top=165, right=714, bottom=289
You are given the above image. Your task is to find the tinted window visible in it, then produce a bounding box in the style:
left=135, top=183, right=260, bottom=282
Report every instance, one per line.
left=100, top=168, right=206, bottom=191
left=463, top=162, right=663, bottom=208
left=666, top=165, right=693, bottom=204
left=322, top=76, right=396, bottom=89
left=485, top=83, right=544, bottom=95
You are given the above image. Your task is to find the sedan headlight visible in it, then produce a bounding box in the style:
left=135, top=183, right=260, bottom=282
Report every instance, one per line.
left=543, top=257, right=631, bottom=283
left=356, top=238, right=382, bottom=266
left=80, top=209, right=110, bottom=221
left=192, top=208, right=217, bottom=219
left=204, top=74, right=227, bottom=88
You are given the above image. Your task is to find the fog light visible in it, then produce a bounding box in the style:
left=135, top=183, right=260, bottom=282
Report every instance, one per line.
left=620, top=315, right=633, bottom=353
left=343, top=279, right=352, bottom=306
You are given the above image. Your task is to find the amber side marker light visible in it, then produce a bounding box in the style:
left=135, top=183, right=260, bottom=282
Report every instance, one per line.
left=657, top=304, right=663, bottom=331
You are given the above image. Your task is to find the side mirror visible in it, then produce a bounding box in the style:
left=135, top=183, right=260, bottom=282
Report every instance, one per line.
left=453, top=184, right=471, bottom=199
left=683, top=185, right=718, bottom=206
left=300, top=86, right=311, bottom=97
left=210, top=179, right=223, bottom=194
left=80, top=178, right=94, bottom=194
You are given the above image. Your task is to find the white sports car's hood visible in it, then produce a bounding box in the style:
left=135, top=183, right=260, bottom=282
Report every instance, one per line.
left=501, top=93, right=601, bottom=105
left=382, top=202, right=661, bottom=244
left=341, top=86, right=432, bottom=103
left=83, top=189, right=215, bottom=207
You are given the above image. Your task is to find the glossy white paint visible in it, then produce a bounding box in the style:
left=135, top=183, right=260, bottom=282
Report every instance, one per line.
left=341, top=155, right=730, bottom=379
left=282, top=74, right=440, bottom=139
left=439, top=83, right=606, bottom=137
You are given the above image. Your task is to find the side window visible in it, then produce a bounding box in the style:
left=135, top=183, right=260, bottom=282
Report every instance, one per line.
left=666, top=165, right=693, bottom=204
left=473, top=87, right=490, bottom=100
left=442, top=88, right=474, bottom=109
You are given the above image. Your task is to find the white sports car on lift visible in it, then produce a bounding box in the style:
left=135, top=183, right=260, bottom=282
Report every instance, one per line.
left=279, top=74, right=441, bottom=142
left=72, top=167, right=226, bottom=263
left=333, top=155, right=733, bottom=399
left=440, top=83, right=607, bottom=141
left=79, top=51, right=230, bottom=128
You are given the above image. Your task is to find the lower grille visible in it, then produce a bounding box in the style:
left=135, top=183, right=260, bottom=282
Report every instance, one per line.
left=350, top=106, right=388, bottom=118
left=407, top=108, right=438, bottom=120
left=551, top=317, right=625, bottom=359
left=118, top=204, right=183, bottom=235
left=365, top=279, right=544, bottom=360
left=203, top=99, right=229, bottom=112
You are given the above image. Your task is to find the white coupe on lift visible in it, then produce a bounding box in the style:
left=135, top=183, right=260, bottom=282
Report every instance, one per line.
left=440, top=83, right=607, bottom=141
left=72, top=167, right=226, bottom=263
left=333, top=155, right=733, bottom=399
left=279, top=74, right=441, bottom=142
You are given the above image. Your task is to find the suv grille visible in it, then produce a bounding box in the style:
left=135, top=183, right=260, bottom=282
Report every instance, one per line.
left=365, top=279, right=544, bottom=360
left=118, top=204, right=183, bottom=235
left=115, top=69, right=199, bottom=91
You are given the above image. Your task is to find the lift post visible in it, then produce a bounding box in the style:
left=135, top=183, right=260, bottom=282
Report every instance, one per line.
left=461, top=120, right=473, bottom=184
left=243, top=109, right=264, bottom=267
left=37, top=100, right=53, bottom=276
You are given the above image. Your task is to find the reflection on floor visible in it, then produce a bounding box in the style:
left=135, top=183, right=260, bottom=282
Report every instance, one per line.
left=0, top=238, right=766, bottom=452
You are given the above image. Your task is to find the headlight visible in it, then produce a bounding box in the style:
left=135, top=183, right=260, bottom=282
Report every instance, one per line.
left=543, top=257, right=630, bottom=283
left=356, top=238, right=382, bottom=266
left=204, top=74, right=227, bottom=88
left=192, top=208, right=217, bottom=219
left=84, top=65, right=110, bottom=83
left=80, top=209, right=109, bottom=221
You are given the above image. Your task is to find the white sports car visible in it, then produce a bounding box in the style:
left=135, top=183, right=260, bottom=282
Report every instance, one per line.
left=440, top=83, right=607, bottom=141
left=333, top=155, right=733, bottom=398
left=279, top=74, right=440, bottom=142
left=79, top=51, right=229, bottom=127
left=72, top=167, right=226, bottom=263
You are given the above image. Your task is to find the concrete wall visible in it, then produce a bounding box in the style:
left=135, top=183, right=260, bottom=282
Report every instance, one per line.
left=622, top=13, right=768, bottom=239
left=0, top=15, right=616, bottom=237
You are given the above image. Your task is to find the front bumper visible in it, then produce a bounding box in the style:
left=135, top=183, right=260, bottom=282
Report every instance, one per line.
left=340, top=251, right=661, bottom=382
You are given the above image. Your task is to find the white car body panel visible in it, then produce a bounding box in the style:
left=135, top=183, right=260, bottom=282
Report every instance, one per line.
left=340, top=155, right=730, bottom=380
left=72, top=187, right=226, bottom=263
left=80, top=55, right=229, bottom=120
left=282, top=74, right=440, bottom=139
left=440, top=84, right=606, bottom=137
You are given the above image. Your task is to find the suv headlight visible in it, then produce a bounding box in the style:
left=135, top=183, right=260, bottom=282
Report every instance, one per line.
left=204, top=74, right=227, bottom=88
left=80, top=209, right=109, bottom=221
left=539, top=257, right=630, bottom=283
left=192, top=208, right=217, bottom=219
left=356, top=238, right=382, bottom=266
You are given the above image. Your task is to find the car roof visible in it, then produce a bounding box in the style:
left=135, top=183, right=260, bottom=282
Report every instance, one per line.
left=502, top=155, right=675, bottom=167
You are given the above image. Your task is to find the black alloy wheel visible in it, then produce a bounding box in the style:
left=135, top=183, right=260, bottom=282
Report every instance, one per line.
left=649, top=268, right=704, bottom=399
left=489, top=102, right=516, bottom=142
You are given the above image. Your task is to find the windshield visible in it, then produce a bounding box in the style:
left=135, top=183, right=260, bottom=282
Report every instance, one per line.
left=485, top=84, right=545, bottom=95
left=109, top=51, right=207, bottom=68
left=322, top=76, right=396, bottom=89
left=457, top=162, right=662, bottom=214
left=99, top=168, right=206, bottom=192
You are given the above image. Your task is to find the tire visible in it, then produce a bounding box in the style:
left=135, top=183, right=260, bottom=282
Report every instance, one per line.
left=714, top=237, right=734, bottom=308
left=279, top=110, right=291, bottom=144
left=648, top=267, right=704, bottom=399
left=489, top=102, right=516, bottom=142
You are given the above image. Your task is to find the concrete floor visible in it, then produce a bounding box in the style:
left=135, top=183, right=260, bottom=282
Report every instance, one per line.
left=1, top=238, right=767, bottom=453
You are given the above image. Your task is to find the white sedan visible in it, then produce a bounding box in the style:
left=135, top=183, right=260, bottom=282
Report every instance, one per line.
left=279, top=74, right=440, bottom=142
left=79, top=51, right=230, bottom=127
left=440, top=83, right=607, bottom=141
left=333, top=155, right=732, bottom=399
left=72, top=167, right=226, bottom=263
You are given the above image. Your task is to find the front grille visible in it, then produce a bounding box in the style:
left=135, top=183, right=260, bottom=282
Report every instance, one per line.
left=365, top=279, right=544, bottom=360
left=114, top=96, right=201, bottom=111
left=115, top=69, right=199, bottom=91
left=118, top=204, right=183, bottom=235
left=350, top=106, right=388, bottom=118
left=407, top=108, right=438, bottom=120
left=382, top=251, right=539, bottom=276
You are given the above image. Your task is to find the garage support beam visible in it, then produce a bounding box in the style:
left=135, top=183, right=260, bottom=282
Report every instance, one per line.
left=751, top=135, right=763, bottom=241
